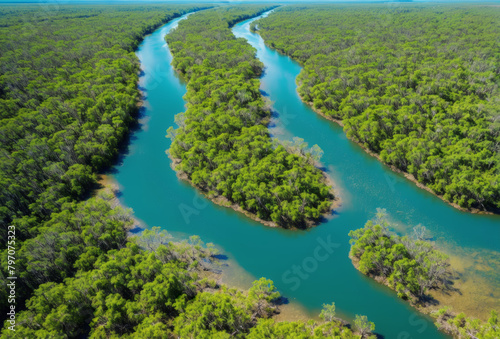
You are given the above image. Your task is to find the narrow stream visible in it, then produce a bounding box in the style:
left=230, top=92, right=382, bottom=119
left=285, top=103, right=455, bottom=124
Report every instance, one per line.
left=109, top=10, right=499, bottom=339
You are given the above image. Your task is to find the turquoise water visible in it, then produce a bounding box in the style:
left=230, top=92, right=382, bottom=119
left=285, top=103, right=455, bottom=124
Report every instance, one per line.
left=110, top=11, right=499, bottom=338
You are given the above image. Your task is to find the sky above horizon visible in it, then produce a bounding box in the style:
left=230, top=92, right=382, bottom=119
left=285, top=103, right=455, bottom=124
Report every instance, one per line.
left=1, top=0, right=497, bottom=3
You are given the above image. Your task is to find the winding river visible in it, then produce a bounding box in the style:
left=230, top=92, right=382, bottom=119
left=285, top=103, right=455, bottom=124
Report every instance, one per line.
left=109, top=11, right=500, bottom=339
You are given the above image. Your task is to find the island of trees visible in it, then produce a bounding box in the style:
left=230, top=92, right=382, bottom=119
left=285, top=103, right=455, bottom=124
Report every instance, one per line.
left=349, top=212, right=452, bottom=302
left=252, top=4, right=500, bottom=212
left=348, top=211, right=499, bottom=338
left=166, top=5, right=334, bottom=229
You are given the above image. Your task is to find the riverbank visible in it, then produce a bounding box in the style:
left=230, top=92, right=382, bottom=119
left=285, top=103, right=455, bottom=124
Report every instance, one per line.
left=296, top=89, right=496, bottom=216
left=168, top=154, right=340, bottom=230
left=96, top=174, right=146, bottom=231
left=96, top=174, right=318, bottom=323
left=350, top=250, right=498, bottom=337
left=350, top=256, right=458, bottom=335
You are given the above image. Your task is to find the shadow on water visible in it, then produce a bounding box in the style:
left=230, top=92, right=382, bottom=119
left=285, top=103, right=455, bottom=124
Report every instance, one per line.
left=274, top=296, right=290, bottom=305
left=128, top=226, right=145, bottom=234
left=105, top=105, right=149, bottom=175
left=212, top=254, right=229, bottom=261
left=259, top=89, right=270, bottom=97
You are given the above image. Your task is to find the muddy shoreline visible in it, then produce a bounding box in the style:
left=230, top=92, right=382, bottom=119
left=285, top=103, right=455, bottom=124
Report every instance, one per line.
left=96, top=174, right=145, bottom=231
left=350, top=254, right=495, bottom=336
left=350, top=256, right=454, bottom=335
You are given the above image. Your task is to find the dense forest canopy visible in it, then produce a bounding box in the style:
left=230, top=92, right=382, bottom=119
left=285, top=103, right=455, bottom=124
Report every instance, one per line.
left=166, top=5, right=334, bottom=228
left=0, top=2, right=208, bottom=325
left=0, top=5, right=375, bottom=338
left=253, top=4, right=500, bottom=211
left=1, top=3, right=497, bottom=338
left=0, top=4, right=204, bottom=240
left=1, top=224, right=283, bottom=338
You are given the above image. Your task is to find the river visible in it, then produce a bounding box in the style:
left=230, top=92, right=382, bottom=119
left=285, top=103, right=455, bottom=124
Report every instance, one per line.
left=109, top=10, right=500, bottom=339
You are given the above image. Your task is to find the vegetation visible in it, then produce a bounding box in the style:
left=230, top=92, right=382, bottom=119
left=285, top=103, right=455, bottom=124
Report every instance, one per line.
left=246, top=302, right=374, bottom=339
left=0, top=2, right=208, bottom=323
left=353, top=315, right=375, bottom=338
left=3, top=3, right=494, bottom=338
left=431, top=307, right=500, bottom=339
left=349, top=212, right=499, bottom=338
left=253, top=4, right=500, bottom=211
left=0, top=227, right=280, bottom=338
left=0, top=5, right=372, bottom=338
left=348, top=211, right=452, bottom=301
left=1, top=223, right=375, bottom=337
left=166, top=5, right=333, bottom=228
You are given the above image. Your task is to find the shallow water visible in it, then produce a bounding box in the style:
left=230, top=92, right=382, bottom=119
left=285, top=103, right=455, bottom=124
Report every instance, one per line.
left=110, top=11, right=499, bottom=339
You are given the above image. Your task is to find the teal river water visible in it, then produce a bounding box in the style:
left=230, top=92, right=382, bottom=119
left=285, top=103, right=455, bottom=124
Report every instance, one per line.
left=110, top=11, right=500, bottom=338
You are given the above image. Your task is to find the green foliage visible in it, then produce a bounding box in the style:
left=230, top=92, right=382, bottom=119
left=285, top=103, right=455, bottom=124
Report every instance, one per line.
left=0, top=3, right=209, bottom=319
left=255, top=4, right=500, bottom=211
left=135, top=226, right=173, bottom=252
left=0, top=6, right=358, bottom=338
left=432, top=308, right=500, bottom=339
left=173, top=291, right=253, bottom=338
left=349, top=214, right=451, bottom=301
left=319, top=302, right=336, bottom=322
left=1, top=232, right=362, bottom=338
left=0, top=231, right=283, bottom=338
left=353, top=315, right=375, bottom=338
left=166, top=6, right=333, bottom=228
left=0, top=4, right=207, bottom=239
left=248, top=277, right=280, bottom=303
left=351, top=213, right=499, bottom=336
left=247, top=318, right=359, bottom=338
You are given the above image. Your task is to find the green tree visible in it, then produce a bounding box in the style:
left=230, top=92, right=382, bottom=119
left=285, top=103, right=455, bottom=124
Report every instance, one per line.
left=353, top=315, right=375, bottom=338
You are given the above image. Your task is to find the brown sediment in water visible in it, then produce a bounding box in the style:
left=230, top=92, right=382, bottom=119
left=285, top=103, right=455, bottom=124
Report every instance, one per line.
left=350, top=243, right=500, bottom=334
left=295, top=87, right=496, bottom=216
left=428, top=272, right=498, bottom=321
left=387, top=224, right=500, bottom=321
left=137, top=89, right=144, bottom=108
left=273, top=301, right=318, bottom=323
left=429, top=245, right=500, bottom=321
left=217, top=255, right=318, bottom=323
left=168, top=154, right=340, bottom=230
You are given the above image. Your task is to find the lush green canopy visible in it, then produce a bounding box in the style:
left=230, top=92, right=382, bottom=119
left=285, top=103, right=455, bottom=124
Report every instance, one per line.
left=254, top=4, right=500, bottom=211
left=167, top=6, right=333, bottom=228
left=0, top=2, right=207, bottom=323
left=349, top=214, right=451, bottom=301
left=0, top=5, right=364, bottom=338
